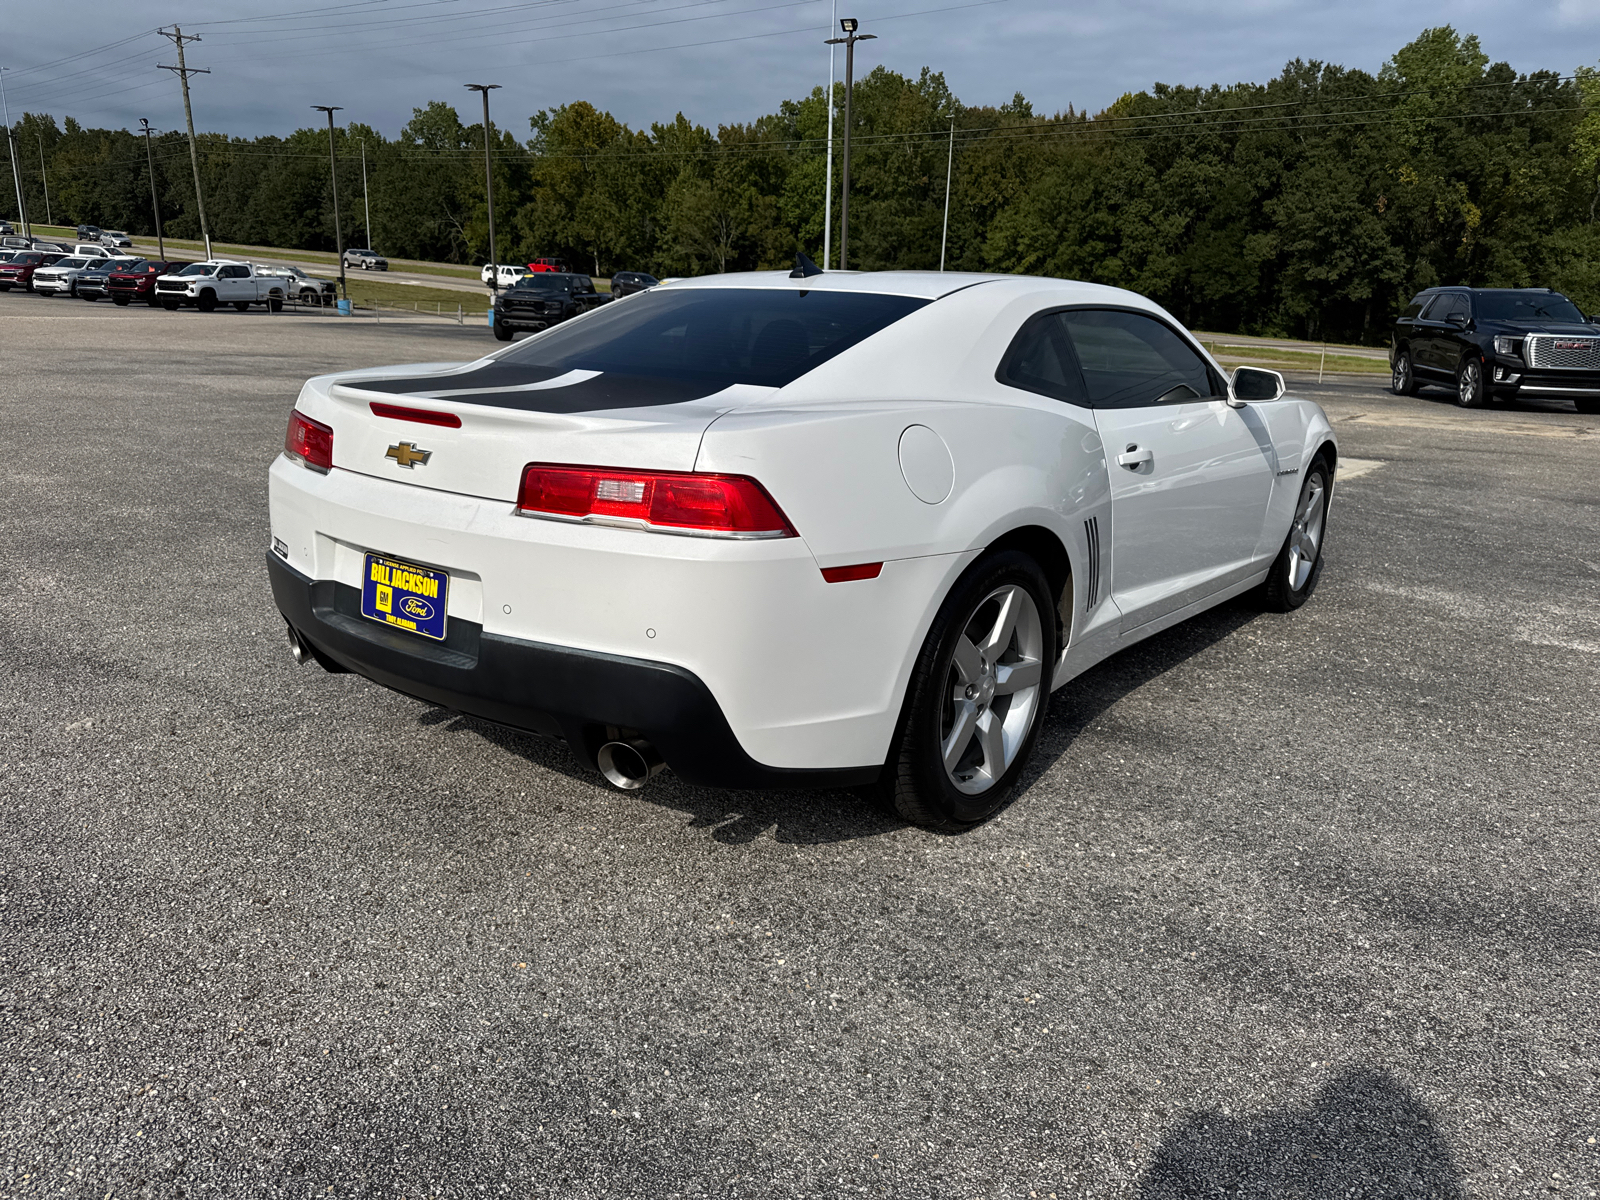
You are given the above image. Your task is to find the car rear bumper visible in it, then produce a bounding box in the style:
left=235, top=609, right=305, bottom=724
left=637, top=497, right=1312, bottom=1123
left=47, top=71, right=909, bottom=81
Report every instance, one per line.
left=268, top=552, right=878, bottom=790
left=266, top=457, right=958, bottom=785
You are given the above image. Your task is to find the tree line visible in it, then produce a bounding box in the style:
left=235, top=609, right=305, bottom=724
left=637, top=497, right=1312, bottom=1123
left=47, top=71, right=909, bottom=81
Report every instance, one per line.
left=7, top=26, right=1598, bottom=344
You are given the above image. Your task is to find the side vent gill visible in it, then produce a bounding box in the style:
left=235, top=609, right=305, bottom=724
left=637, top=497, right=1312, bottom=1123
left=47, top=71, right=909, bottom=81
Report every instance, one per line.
left=1083, top=516, right=1101, bottom=611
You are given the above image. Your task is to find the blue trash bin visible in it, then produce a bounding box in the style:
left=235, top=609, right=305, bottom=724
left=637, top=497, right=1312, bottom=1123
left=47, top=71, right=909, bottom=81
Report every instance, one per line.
left=336, top=299, right=352, bottom=316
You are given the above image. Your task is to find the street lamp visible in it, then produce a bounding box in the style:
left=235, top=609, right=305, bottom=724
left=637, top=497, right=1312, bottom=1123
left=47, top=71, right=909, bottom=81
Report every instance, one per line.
left=465, top=84, right=502, bottom=299
left=824, top=19, right=876, bottom=271
left=139, top=119, right=165, bottom=261
left=311, top=106, right=346, bottom=301
left=0, top=66, right=29, bottom=239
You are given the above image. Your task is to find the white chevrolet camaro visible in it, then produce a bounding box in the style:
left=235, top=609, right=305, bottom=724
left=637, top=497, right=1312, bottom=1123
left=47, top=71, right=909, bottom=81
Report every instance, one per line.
left=268, top=267, right=1336, bottom=830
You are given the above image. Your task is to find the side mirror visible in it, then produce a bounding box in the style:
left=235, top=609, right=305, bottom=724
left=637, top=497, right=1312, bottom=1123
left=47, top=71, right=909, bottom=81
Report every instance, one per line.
left=1446, top=312, right=1469, bottom=327
left=1227, top=366, right=1285, bottom=407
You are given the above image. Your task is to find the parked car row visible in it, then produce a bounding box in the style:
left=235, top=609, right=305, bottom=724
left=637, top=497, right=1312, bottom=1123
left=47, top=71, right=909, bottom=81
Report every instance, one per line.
left=0, top=249, right=341, bottom=311
left=477, top=260, right=659, bottom=300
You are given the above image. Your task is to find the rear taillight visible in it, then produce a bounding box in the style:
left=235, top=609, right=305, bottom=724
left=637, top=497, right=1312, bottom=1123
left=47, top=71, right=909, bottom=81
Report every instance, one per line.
left=285, top=409, right=333, bottom=473
left=517, top=464, right=797, bottom=539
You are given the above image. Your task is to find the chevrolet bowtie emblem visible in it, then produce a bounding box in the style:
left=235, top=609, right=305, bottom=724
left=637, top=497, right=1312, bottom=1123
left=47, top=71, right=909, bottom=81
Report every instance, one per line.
left=385, top=441, right=432, bottom=469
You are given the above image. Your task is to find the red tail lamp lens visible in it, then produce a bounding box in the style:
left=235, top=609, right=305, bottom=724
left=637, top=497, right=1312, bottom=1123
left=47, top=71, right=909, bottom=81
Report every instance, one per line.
left=285, top=409, right=333, bottom=473
left=517, top=465, right=796, bottom=537
left=369, top=401, right=461, bottom=428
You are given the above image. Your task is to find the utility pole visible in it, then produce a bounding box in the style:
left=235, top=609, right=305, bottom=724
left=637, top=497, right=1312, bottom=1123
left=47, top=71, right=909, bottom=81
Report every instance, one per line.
left=824, top=19, right=875, bottom=271
left=822, top=0, right=837, bottom=270
left=158, top=26, right=212, bottom=260
left=0, top=66, right=29, bottom=238
left=360, top=138, right=371, bottom=250
left=465, top=84, right=501, bottom=297
left=939, top=115, right=954, bottom=272
left=140, top=119, right=165, bottom=260
left=312, top=106, right=345, bottom=299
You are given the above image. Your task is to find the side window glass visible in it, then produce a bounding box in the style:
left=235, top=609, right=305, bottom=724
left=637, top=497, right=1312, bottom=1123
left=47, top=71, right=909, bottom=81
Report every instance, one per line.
left=1401, top=295, right=1429, bottom=320
left=1060, top=309, right=1218, bottom=408
left=1418, top=295, right=1443, bottom=319
left=996, top=312, right=1088, bottom=407
left=1437, top=294, right=1468, bottom=322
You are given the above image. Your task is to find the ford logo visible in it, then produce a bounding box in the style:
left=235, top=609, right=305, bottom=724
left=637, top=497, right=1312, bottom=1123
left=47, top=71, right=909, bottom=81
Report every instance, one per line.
left=400, top=596, right=434, bottom=620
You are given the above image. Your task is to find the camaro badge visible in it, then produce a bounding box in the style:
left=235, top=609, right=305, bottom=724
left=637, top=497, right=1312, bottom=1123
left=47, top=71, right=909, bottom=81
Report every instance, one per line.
left=386, top=441, right=432, bottom=469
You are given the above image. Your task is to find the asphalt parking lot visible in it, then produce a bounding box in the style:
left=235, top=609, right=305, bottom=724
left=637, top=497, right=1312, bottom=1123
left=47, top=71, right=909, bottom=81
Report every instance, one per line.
left=2, top=294, right=1597, bottom=1199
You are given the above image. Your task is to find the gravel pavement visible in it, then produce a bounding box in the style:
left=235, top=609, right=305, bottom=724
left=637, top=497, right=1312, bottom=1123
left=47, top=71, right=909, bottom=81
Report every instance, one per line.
left=2, top=297, right=1597, bottom=1199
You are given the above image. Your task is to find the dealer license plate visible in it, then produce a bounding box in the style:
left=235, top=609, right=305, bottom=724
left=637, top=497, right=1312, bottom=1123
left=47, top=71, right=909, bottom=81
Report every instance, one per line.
left=360, top=553, right=449, bottom=641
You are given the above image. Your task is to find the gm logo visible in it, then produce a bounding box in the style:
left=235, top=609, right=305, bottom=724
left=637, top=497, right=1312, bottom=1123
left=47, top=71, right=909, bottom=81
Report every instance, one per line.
left=400, top=596, right=435, bottom=620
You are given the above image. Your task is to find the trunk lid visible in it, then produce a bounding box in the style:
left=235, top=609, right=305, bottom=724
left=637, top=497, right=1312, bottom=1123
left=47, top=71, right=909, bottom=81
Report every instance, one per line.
left=301, top=359, right=770, bottom=502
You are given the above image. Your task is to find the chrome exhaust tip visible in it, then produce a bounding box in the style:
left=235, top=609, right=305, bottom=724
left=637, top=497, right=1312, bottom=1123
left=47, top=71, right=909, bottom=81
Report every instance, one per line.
left=286, top=623, right=311, bottom=665
left=597, top=739, right=666, bottom=790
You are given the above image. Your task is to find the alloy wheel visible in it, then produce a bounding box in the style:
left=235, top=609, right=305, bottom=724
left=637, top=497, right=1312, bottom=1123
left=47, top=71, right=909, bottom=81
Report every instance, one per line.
left=1457, top=360, right=1482, bottom=407
left=939, top=584, right=1045, bottom=795
left=1287, top=472, right=1327, bottom=592
left=1392, top=356, right=1409, bottom=393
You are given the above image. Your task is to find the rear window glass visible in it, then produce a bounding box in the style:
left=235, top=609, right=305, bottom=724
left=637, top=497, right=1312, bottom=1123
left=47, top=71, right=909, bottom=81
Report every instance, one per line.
left=499, top=287, right=930, bottom=389
left=1474, top=292, right=1585, bottom=323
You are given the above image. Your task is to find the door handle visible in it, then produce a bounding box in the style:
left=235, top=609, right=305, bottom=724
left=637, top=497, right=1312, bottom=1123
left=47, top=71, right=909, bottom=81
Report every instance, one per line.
left=1117, top=445, right=1153, bottom=469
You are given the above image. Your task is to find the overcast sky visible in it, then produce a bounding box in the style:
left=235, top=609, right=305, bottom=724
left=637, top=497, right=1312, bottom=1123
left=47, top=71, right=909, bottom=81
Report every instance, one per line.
left=3, top=0, right=1597, bottom=140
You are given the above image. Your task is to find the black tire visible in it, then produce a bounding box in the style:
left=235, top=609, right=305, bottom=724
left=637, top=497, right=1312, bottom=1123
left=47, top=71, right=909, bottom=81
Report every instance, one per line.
left=1573, top=396, right=1600, bottom=415
left=300, top=290, right=320, bottom=307
left=1390, top=349, right=1417, bottom=396
left=160, top=296, right=180, bottom=311
left=1262, top=455, right=1332, bottom=612
left=267, top=296, right=283, bottom=313
left=877, top=549, right=1058, bottom=832
left=492, top=321, right=514, bottom=342
left=0, top=284, right=9, bottom=292
left=113, top=296, right=129, bottom=306
left=232, top=301, right=250, bottom=312
left=197, top=289, right=217, bottom=313
left=82, top=292, right=98, bottom=302
left=1455, top=356, right=1487, bottom=408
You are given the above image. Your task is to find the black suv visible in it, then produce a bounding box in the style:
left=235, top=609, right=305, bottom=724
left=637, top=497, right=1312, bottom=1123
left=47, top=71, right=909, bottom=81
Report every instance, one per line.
left=610, top=270, right=658, bottom=298
left=491, top=272, right=610, bottom=341
left=1391, top=287, right=1600, bottom=412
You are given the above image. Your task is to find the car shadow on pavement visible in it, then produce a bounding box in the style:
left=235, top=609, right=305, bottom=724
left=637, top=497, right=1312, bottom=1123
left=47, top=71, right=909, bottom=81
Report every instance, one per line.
left=429, top=593, right=1270, bottom=845
left=1019, top=593, right=1264, bottom=792
left=442, top=712, right=908, bottom=846
left=1136, top=1065, right=1466, bottom=1199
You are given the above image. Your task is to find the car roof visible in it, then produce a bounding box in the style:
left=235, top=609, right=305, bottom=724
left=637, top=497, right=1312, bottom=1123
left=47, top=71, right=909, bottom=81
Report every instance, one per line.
left=659, top=268, right=1162, bottom=308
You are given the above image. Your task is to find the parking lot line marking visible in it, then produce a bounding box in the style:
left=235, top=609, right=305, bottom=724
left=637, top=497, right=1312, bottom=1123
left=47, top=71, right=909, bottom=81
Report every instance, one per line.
left=1334, top=411, right=1593, bottom=439
left=1336, top=457, right=1384, bottom=480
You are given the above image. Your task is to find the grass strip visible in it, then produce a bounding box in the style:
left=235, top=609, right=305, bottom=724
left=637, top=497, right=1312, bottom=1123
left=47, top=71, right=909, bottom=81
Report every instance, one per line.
left=343, top=277, right=490, bottom=315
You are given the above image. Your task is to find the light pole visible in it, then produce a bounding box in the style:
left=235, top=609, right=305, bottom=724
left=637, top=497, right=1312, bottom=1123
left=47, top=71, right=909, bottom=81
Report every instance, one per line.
left=940, top=115, right=954, bottom=271
left=312, top=106, right=345, bottom=300
left=824, top=19, right=875, bottom=271
left=36, top=132, right=51, bottom=225
left=822, top=0, right=837, bottom=269
left=139, top=119, right=165, bottom=260
left=465, top=84, right=501, bottom=298
left=0, top=66, right=29, bottom=238
left=360, top=138, right=371, bottom=251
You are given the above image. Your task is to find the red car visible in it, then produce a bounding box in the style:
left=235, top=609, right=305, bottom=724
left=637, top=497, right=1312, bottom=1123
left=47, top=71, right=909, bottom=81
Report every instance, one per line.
left=108, top=260, right=190, bottom=307
left=526, top=257, right=570, bottom=273
left=0, top=251, right=67, bottom=292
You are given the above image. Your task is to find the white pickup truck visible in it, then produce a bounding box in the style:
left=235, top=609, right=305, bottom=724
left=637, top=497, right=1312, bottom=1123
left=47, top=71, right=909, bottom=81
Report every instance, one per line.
left=154, top=260, right=288, bottom=312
